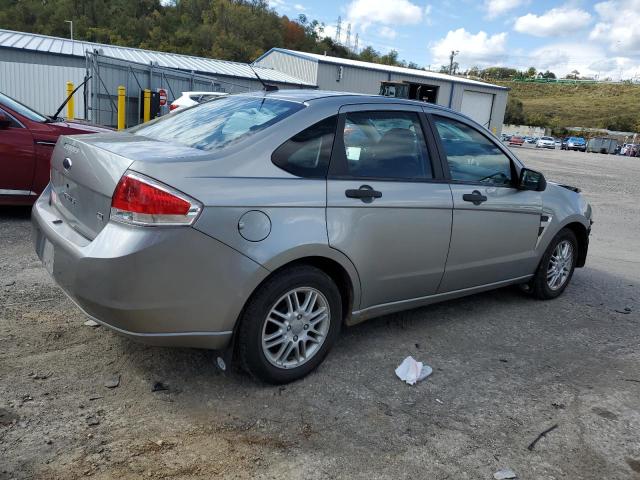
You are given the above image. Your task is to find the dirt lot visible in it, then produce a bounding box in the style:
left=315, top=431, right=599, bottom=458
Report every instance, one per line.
left=1, top=146, right=639, bottom=479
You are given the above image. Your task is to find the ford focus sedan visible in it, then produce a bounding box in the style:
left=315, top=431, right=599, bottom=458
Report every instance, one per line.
left=33, top=91, right=592, bottom=384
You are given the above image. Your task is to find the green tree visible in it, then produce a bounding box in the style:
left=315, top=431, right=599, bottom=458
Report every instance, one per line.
left=504, top=97, right=525, bottom=125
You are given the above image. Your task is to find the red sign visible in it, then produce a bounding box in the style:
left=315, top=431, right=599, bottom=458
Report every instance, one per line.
left=157, top=88, right=168, bottom=106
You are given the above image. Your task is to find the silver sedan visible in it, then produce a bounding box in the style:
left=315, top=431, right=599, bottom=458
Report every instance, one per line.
left=33, top=90, right=593, bottom=383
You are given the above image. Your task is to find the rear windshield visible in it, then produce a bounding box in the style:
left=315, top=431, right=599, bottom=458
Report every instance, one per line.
left=130, top=96, right=304, bottom=151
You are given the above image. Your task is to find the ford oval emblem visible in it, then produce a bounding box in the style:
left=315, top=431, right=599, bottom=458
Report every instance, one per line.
left=63, top=157, right=72, bottom=170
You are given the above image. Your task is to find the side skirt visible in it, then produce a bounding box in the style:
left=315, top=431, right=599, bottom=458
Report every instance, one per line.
left=347, top=274, right=533, bottom=326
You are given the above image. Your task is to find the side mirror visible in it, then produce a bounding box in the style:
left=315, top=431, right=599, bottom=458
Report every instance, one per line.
left=518, top=167, right=546, bottom=191
left=0, top=113, right=12, bottom=130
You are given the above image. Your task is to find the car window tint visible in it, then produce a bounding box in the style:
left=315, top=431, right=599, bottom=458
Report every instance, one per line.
left=433, top=116, right=512, bottom=186
left=342, top=111, right=432, bottom=179
left=0, top=108, right=22, bottom=128
left=130, top=96, right=304, bottom=151
left=272, top=116, right=337, bottom=178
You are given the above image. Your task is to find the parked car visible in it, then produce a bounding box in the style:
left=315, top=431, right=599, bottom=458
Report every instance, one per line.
left=169, top=91, right=227, bottom=112
left=0, top=92, right=111, bottom=206
left=33, top=91, right=592, bottom=383
left=508, top=135, right=525, bottom=146
left=561, top=136, right=586, bottom=151
left=525, top=136, right=537, bottom=144
left=554, top=139, right=562, bottom=149
left=536, top=136, right=556, bottom=149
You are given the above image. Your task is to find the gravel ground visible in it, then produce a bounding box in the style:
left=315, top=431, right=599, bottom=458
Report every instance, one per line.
left=1, top=146, right=639, bottom=479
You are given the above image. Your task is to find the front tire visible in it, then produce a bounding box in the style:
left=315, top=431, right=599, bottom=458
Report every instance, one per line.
left=529, top=228, right=578, bottom=299
left=237, top=265, right=342, bottom=384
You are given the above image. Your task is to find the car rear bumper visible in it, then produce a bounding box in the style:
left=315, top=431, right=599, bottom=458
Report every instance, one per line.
left=32, top=185, right=269, bottom=349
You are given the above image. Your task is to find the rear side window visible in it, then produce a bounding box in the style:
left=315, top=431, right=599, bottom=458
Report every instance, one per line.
left=272, top=116, right=337, bottom=178
left=341, top=111, right=433, bottom=180
left=130, top=96, right=304, bottom=151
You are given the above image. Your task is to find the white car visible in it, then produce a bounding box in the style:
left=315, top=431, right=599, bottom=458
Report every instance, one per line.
left=169, top=91, right=227, bottom=112
left=536, top=136, right=556, bottom=149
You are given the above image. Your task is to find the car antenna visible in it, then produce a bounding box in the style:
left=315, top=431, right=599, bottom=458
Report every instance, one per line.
left=51, top=75, right=93, bottom=120
left=248, top=64, right=278, bottom=92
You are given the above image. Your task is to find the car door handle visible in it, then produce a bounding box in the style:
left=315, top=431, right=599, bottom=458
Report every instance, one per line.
left=345, top=185, right=382, bottom=202
left=462, top=190, right=487, bottom=205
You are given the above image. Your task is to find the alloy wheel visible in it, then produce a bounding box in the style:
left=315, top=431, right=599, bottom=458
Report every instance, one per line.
left=261, top=287, right=330, bottom=369
left=546, top=240, right=574, bottom=290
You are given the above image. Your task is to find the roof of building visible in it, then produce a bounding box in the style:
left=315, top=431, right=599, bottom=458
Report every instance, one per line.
left=0, top=29, right=314, bottom=86
left=255, top=48, right=508, bottom=90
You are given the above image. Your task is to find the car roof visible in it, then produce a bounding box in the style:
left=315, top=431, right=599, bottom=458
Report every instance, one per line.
left=237, top=89, right=464, bottom=115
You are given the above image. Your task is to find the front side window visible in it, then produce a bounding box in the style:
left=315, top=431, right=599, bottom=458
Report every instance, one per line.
left=272, top=116, right=337, bottom=178
left=341, top=111, right=432, bottom=180
left=130, top=96, right=304, bottom=151
left=433, top=115, right=513, bottom=186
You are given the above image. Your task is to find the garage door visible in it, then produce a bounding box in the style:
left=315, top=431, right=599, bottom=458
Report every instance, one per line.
left=460, top=91, right=494, bottom=128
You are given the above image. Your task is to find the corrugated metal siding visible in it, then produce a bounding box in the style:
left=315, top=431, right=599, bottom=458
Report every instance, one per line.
left=0, top=49, right=87, bottom=118
left=0, top=29, right=314, bottom=86
left=316, top=63, right=454, bottom=106
left=253, top=50, right=318, bottom=85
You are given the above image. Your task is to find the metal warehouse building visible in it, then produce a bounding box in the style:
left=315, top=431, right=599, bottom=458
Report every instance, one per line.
left=255, top=48, right=508, bottom=133
left=0, top=29, right=313, bottom=127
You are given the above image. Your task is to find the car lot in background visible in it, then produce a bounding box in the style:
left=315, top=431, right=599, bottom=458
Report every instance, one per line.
left=508, top=135, right=524, bottom=146
left=0, top=92, right=111, bottom=206
left=536, top=136, right=556, bottom=149
left=2, top=145, right=637, bottom=478
left=169, top=91, right=228, bottom=112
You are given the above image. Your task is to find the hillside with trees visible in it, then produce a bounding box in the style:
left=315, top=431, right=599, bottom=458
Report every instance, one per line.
left=0, top=0, right=414, bottom=67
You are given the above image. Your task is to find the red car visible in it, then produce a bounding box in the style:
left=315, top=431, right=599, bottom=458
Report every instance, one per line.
left=0, top=92, right=111, bottom=206
left=508, top=135, right=525, bottom=146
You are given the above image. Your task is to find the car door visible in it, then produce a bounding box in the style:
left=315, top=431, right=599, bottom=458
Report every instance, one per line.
left=326, top=104, right=453, bottom=310
left=429, top=112, right=542, bottom=292
left=0, top=107, right=36, bottom=196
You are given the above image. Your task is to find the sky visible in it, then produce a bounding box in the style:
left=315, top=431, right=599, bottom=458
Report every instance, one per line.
left=267, top=0, right=640, bottom=80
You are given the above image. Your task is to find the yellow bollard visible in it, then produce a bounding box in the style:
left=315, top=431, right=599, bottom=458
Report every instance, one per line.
left=143, top=89, right=151, bottom=123
left=117, top=86, right=126, bottom=130
left=66, top=81, right=74, bottom=120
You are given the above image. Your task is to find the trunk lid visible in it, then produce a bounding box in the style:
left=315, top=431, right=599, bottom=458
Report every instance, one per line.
left=50, top=133, right=138, bottom=239
left=50, top=132, right=211, bottom=240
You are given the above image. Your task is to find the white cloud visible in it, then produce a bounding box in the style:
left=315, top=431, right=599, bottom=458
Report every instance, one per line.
left=590, top=0, right=640, bottom=54
left=430, top=28, right=508, bottom=68
left=519, top=42, right=639, bottom=80
left=346, top=0, right=423, bottom=28
left=378, top=26, right=397, bottom=39
left=514, top=7, right=591, bottom=37
left=484, top=0, right=528, bottom=19
left=293, top=3, right=305, bottom=11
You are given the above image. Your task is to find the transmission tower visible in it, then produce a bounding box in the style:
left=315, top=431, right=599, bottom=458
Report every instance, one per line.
left=354, top=33, right=359, bottom=53
left=335, top=16, right=342, bottom=43
left=345, top=23, right=351, bottom=49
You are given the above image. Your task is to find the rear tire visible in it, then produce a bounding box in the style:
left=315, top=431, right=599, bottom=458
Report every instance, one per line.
left=237, top=265, right=342, bottom=384
left=529, top=228, right=578, bottom=300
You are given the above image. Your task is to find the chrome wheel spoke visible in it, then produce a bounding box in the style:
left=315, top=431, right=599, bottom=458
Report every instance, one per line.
left=546, top=240, right=573, bottom=290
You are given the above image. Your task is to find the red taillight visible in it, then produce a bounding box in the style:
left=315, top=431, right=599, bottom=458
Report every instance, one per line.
left=110, top=172, right=201, bottom=226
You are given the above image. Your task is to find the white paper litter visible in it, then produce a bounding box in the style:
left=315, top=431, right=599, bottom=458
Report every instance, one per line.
left=395, top=356, right=433, bottom=385
left=83, top=319, right=99, bottom=327
left=493, top=468, right=517, bottom=480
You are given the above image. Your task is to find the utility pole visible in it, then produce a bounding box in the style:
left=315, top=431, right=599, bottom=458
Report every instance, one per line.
left=64, top=20, right=73, bottom=41
left=336, top=16, right=342, bottom=44
left=345, top=23, right=351, bottom=50
left=449, top=50, right=459, bottom=75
